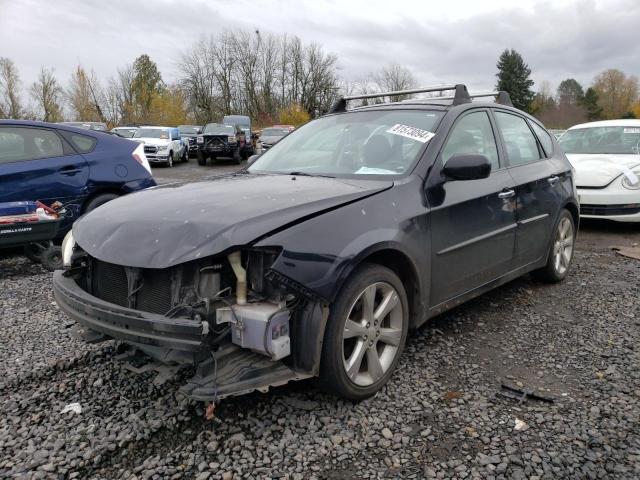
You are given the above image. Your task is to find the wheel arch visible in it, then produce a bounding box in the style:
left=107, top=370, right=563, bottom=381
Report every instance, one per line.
left=82, top=189, right=121, bottom=213
left=333, top=244, right=424, bottom=329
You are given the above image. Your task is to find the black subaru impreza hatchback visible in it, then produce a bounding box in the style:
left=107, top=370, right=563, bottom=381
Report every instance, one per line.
left=54, top=85, right=579, bottom=401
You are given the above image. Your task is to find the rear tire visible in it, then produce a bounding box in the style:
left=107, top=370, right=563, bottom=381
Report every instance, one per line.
left=320, top=263, right=409, bottom=400
left=41, top=245, right=62, bottom=271
left=24, top=241, right=49, bottom=264
left=84, top=193, right=118, bottom=213
left=532, top=209, right=575, bottom=283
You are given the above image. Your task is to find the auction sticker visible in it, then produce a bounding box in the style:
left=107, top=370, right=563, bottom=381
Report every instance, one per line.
left=623, top=128, right=640, bottom=134
left=387, top=124, right=435, bottom=143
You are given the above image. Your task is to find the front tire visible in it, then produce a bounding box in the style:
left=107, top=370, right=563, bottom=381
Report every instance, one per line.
left=197, top=152, right=207, bottom=166
left=167, top=151, right=174, bottom=168
left=40, top=244, right=62, bottom=271
left=532, top=209, right=575, bottom=283
left=320, top=264, right=409, bottom=400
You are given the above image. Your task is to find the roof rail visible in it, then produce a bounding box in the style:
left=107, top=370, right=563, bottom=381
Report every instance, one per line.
left=329, top=84, right=471, bottom=113
left=329, top=85, right=514, bottom=112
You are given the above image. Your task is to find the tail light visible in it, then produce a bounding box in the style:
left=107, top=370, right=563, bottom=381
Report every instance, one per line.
left=132, top=143, right=152, bottom=174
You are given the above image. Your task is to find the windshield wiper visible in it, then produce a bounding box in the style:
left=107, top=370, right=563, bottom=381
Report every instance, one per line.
left=287, top=171, right=335, bottom=178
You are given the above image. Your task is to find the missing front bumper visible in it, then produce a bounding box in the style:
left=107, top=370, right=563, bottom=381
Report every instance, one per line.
left=53, top=271, right=317, bottom=401
left=53, top=271, right=205, bottom=351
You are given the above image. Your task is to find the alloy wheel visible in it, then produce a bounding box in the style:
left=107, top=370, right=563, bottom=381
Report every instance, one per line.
left=552, top=216, right=574, bottom=275
left=341, top=282, right=404, bottom=387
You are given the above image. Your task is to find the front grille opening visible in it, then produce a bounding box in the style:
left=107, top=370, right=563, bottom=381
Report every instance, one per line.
left=90, top=259, right=173, bottom=315
left=580, top=204, right=640, bottom=216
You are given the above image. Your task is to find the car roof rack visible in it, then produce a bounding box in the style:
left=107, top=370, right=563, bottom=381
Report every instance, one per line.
left=329, top=84, right=513, bottom=112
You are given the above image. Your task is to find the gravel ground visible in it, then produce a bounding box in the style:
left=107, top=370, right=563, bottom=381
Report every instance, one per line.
left=1, top=219, right=639, bottom=479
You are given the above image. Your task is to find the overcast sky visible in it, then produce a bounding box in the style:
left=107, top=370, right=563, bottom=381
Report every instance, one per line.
left=1, top=0, right=639, bottom=97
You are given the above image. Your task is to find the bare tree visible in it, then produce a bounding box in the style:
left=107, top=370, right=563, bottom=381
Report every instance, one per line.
left=0, top=57, right=23, bottom=119
left=371, top=63, right=417, bottom=101
left=178, top=29, right=341, bottom=124
left=30, top=67, right=63, bottom=122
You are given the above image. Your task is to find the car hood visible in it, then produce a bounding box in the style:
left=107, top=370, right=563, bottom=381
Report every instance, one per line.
left=566, top=154, right=640, bottom=187
left=74, top=174, right=392, bottom=269
left=134, top=138, right=170, bottom=146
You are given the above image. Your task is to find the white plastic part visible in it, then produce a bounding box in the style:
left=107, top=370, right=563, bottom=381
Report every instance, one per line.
left=228, top=251, right=247, bottom=305
left=61, top=230, right=76, bottom=267
left=132, top=143, right=152, bottom=174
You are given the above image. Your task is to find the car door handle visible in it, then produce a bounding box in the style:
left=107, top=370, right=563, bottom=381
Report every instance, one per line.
left=547, top=175, right=560, bottom=186
left=498, top=189, right=515, bottom=199
left=60, top=166, right=82, bottom=175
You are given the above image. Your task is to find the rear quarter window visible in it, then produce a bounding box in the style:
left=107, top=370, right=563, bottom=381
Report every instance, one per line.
left=529, top=121, right=554, bottom=157
left=66, top=132, right=97, bottom=153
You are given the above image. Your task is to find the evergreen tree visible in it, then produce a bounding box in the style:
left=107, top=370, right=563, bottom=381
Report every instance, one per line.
left=556, top=78, right=584, bottom=105
left=580, top=87, right=603, bottom=121
left=495, top=49, right=535, bottom=112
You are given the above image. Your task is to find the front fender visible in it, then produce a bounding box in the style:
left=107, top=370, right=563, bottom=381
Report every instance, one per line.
left=254, top=178, right=430, bottom=304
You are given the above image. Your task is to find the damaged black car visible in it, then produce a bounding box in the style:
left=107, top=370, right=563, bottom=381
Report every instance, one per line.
left=53, top=84, right=579, bottom=401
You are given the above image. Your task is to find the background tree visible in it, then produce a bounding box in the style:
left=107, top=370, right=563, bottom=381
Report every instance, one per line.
left=131, top=54, right=163, bottom=122
left=67, top=66, right=106, bottom=122
left=530, top=81, right=558, bottom=126
left=495, top=49, right=535, bottom=112
left=30, top=67, right=63, bottom=122
left=556, top=78, right=584, bottom=105
left=592, top=69, right=638, bottom=119
left=149, top=85, right=188, bottom=126
left=579, top=87, right=603, bottom=121
left=0, top=57, right=23, bottom=119
left=370, top=63, right=417, bottom=102
left=278, top=103, right=310, bottom=126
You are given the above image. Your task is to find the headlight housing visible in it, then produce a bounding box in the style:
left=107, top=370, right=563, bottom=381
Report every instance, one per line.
left=61, top=230, right=76, bottom=267
left=157, top=145, right=168, bottom=152
left=621, top=170, right=640, bottom=189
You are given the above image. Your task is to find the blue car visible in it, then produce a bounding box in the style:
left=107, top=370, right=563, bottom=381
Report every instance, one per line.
left=0, top=120, right=156, bottom=238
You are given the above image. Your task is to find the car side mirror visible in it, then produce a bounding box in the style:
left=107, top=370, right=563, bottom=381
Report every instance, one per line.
left=247, top=154, right=261, bottom=166
left=442, top=154, right=491, bottom=181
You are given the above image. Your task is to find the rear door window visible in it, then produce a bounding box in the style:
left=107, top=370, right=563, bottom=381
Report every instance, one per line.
left=0, top=127, right=64, bottom=164
left=494, top=112, right=543, bottom=166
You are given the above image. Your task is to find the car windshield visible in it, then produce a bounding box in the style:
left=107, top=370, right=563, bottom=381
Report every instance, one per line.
left=262, top=128, right=289, bottom=137
left=179, top=126, right=200, bottom=135
left=249, top=109, right=443, bottom=177
left=113, top=128, right=137, bottom=138
left=559, top=126, right=640, bottom=154
left=204, top=124, right=234, bottom=135
left=134, top=128, right=169, bottom=139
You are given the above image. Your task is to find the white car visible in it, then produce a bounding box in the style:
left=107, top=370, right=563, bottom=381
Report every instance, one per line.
left=558, top=119, right=640, bottom=222
left=132, top=126, right=187, bottom=167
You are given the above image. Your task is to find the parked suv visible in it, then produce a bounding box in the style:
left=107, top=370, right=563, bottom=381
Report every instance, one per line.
left=54, top=84, right=578, bottom=402
left=196, top=123, right=243, bottom=165
left=223, top=114, right=254, bottom=158
left=0, top=120, right=155, bottom=238
left=133, top=126, right=187, bottom=167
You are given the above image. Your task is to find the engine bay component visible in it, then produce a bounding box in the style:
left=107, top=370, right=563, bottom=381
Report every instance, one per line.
left=228, top=251, right=247, bottom=305
left=216, top=302, right=291, bottom=361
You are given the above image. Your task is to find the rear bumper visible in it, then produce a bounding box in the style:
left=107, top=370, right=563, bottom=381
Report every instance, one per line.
left=53, top=271, right=205, bottom=351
